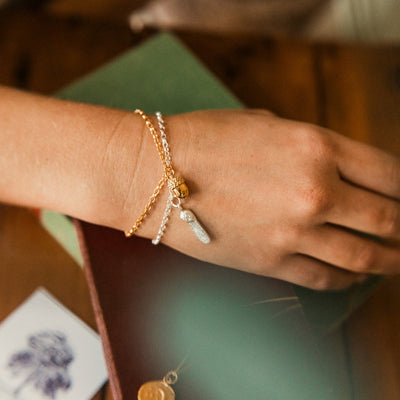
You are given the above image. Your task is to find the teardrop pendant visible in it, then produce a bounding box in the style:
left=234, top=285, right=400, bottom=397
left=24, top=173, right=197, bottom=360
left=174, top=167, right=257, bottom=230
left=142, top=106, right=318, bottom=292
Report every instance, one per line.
left=179, top=209, right=211, bottom=244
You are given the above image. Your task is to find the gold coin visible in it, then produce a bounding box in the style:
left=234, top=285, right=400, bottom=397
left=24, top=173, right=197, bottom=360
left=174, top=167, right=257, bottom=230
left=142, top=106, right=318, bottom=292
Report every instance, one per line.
left=138, top=381, right=175, bottom=400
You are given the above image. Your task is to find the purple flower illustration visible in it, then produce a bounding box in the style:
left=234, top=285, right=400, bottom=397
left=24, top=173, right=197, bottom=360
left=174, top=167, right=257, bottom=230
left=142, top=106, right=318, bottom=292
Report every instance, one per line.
left=8, top=331, right=74, bottom=398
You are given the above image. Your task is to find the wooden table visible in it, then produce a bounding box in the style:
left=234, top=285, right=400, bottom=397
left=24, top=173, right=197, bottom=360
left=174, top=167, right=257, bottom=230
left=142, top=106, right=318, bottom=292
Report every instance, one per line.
left=0, top=8, right=400, bottom=400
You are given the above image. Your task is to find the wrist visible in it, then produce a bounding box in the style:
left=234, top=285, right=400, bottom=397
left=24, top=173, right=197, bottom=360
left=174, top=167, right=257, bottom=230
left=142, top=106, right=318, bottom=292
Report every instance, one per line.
left=109, top=111, right=194, bottom=241
left=96, top=111, right=170, bottom=237
left=95, top=110, right=203, bottom=244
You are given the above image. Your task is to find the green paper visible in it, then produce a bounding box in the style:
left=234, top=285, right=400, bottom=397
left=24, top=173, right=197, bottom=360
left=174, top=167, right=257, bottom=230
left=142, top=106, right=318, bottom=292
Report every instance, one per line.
left=56, top=33, right=241, bottom=113
left=41, top=210, right=83, bottom=266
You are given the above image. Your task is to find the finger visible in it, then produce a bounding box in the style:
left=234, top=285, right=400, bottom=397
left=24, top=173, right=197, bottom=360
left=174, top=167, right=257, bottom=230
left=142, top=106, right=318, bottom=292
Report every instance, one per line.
left=328, top=181, right=400, bottom=239
left=298, top=224, right=400, bottom=275
left=275, top=253, right=364, bottom=291
left=334, top=132, right=400, bottom=200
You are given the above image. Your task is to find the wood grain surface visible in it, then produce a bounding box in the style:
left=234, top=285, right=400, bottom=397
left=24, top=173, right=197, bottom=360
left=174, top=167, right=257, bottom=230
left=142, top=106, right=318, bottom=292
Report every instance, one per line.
left=318, top=43, right=400, bottom=400
left=0, top=5, right=399, bottom=400
left=0, top=206, right=112, bottom=399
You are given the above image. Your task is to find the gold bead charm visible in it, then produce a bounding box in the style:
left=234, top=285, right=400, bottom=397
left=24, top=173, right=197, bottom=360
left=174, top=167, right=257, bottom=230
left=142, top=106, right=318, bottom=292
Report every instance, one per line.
left=168, top=177, right=189, bottom=199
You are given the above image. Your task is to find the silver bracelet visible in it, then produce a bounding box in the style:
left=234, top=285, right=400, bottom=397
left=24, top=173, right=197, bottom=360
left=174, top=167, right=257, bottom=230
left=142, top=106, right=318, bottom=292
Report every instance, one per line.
left=152, top=112, right=210, bottom=245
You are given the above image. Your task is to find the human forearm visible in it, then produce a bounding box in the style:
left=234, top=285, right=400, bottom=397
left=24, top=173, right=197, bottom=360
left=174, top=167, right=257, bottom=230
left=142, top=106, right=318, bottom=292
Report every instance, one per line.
left=2, top=87, right=400, bottom=290
left=0, top=86, right=147, bottom=230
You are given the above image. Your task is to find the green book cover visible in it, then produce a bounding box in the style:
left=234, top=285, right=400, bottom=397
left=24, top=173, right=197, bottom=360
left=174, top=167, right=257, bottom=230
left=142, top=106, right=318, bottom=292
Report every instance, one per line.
left=42, top=32, right=379, bottom=337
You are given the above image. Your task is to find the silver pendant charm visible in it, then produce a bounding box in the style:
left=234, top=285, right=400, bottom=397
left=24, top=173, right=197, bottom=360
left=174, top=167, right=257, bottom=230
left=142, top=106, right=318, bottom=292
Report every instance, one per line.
left=153, top=192, right=211, bottom=245
left=179, top=209, right=211, bottom=244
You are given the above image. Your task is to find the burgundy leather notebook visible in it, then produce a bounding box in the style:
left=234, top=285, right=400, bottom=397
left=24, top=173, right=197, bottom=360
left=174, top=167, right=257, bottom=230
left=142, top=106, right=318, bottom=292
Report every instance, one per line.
left=75, top=220, right=344, bottom=400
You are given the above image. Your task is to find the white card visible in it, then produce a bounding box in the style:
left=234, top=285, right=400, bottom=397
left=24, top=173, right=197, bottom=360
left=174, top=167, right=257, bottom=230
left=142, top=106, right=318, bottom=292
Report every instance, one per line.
left=0, top=288, right=108, bottom=400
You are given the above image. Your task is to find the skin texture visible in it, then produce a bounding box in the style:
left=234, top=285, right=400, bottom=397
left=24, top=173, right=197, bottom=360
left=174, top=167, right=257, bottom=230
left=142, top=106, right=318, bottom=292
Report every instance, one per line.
left=1, top=86, right=400, bottom=290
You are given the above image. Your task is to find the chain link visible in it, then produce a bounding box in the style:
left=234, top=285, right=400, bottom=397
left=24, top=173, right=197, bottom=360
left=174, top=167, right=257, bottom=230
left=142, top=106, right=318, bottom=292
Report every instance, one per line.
left=136, top=109, right=174, bottom=179
left=125, top=109, right=177, bottom=237
left=156, top=111, right=175, bottom=176
left=125, top=175, right=168, bottom=237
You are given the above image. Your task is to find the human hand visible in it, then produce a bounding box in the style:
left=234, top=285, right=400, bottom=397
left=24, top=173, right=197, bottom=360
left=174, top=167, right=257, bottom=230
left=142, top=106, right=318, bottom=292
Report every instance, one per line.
left=2, top=87, right=397, bottom=290
left=117, top=109, right=400, bottom=290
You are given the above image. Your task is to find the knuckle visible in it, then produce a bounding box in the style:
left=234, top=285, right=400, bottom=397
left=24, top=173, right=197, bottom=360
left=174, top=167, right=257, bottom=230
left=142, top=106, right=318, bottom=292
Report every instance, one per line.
left=374, top=205, right=400, bottom=237
left=298, top=125, right=333, bottom=160
left=387, top=160, right=400, bottom=196
left=297, top=185, right=334, bottom=219
left=354, top=245, right=376, bottom=272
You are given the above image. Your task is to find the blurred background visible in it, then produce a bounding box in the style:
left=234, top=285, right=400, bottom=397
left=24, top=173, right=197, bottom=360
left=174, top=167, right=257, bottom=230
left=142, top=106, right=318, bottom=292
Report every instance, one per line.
left=2, top=0, right=400, bottom=42
left=0, top=1, right=400, bottom=400
left=1, top=0, right=399, bottom=122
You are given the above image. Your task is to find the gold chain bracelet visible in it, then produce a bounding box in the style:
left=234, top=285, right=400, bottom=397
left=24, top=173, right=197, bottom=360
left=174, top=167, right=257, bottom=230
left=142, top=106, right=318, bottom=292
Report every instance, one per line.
left=124, top=110, right=187, bottom=237
left=124, top=175, right=167, bottom=237
left=125, top=110, right=210, bottom=244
